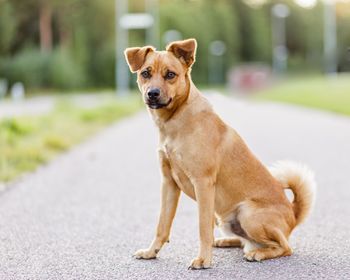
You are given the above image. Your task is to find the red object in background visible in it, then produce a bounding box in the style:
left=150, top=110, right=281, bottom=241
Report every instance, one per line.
left=228, top=64, right=272, bottom=93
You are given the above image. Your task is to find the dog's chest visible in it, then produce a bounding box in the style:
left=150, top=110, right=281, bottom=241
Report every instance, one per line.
left=161, top=142, right=196, bottom=199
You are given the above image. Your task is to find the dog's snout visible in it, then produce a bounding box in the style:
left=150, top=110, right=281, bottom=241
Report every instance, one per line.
left=147, top=88, right=160, bottom=100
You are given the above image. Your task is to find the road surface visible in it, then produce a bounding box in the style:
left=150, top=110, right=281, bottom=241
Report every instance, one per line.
left=0, top=94, right=349, bottom=279
left=0, top=93, right=117, bottom=119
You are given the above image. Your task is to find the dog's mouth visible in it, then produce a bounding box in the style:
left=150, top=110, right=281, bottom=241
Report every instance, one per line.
left=146, top=98, right=172, bottom=109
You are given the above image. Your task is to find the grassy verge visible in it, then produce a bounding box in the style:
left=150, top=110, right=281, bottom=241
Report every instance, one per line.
left=0, top=95, right=142, bottom=182
left=254, top=74, right=350, bottom=116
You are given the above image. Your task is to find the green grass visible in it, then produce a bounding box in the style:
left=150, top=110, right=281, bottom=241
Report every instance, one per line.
left=0, top=95, right=142, bottom=182
left=254, top=74, right=350, bottom=116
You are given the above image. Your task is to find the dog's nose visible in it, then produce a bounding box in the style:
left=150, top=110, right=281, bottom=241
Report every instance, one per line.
left=147, top=88, right=160, bottom=100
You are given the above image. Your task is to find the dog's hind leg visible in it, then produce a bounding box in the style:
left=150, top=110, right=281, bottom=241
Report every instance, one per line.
left=214, top=222, right=242, bottom=248
left=243, top=226, right=292, bottom=262
left=214, top=237, right=241, bottom=248
left=232, top=202, right=293, bottom=262
left=240, top=216, right=292, bottom=261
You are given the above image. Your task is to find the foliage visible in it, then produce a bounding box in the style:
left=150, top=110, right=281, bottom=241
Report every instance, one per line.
left=0, top=1, right=17, bottom=53
left=48, top=48, right=86, bottom=89
left=255, top=74, right=350, bottom=116
left=159, top=0, right=240, bottom=84
left=0, top=0, right=349, bottom=90
left=0, top=48, right=85, bottom=89
left=0, top=48, right=50, bottom=88
left=284, top=1, right=324, bottom=72
left=234, top=1, right=271, bottom=62
left=337, top=15, right=350, bottom=72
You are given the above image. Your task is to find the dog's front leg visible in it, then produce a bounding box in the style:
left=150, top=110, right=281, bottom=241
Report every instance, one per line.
left=134, top=155, right=180, bottom=260
left=188, top=178, right=215, bottom=269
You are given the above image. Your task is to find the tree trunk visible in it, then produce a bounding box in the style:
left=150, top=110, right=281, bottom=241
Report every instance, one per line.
left=57, top=9, right=71, bottom=48
left=39, top=2, right=53, bottom=53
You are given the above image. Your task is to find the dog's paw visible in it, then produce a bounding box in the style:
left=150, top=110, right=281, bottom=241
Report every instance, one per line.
left=188, top=257, right=212, bottom=270
left=133, top=248, right=158, bottom=260
left=244, top=250, right=264, bottom=262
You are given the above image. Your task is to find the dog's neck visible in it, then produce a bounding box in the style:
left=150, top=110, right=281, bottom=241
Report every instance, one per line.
left=149, top=77, right=197, bottom=129
left=149, top=80, right=214, bottom=145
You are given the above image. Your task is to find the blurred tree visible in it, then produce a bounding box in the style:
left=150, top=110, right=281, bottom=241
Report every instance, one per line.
left=0, top=0, right=17, bottom=54
left=337, top=2, right=350, bottom=72
left=0, top=0, right=349, bottom=90
left=234, top=0, right=271, bottom=62
left=160, top=0, right=239, bottom=84
left=39, top=0, right=53, bottom=52
left=1, top=0, right=37, bottom=54
left=73, top=0, right=116, bottom=87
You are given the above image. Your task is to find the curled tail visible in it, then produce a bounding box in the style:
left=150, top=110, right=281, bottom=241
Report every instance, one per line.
left=270, top=161, right=316, bottom=226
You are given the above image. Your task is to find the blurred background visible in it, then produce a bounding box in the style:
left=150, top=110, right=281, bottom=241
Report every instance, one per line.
left=0, top=0, right=349, bottom=92
left=0, top=0, right=350, bottom=182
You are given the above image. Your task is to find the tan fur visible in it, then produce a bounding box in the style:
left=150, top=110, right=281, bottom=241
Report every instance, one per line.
left=124, top=39, right=316, bottom=269
left=269, top=161, right=316, bottom=225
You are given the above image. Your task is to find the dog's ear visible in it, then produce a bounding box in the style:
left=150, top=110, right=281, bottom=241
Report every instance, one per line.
left=124, top=46, right=155, bottom=72
left=166, top=38, right=197, bottom=67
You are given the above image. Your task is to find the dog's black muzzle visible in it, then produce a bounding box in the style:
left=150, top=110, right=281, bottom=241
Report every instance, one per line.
left=146, top=88, right=172, bottom=109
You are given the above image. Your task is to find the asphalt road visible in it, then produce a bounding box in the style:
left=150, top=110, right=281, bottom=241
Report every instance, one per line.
left=1, top=94, right=350, bottom=279
left=0, top=93, right=117, bottom=119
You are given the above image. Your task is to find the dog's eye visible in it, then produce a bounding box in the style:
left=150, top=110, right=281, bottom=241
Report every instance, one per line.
left=165, top=71, right=176, bottom=80
left=141, top=71, right=151, bottom=79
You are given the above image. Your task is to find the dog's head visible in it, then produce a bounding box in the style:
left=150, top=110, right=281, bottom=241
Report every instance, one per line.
left=124, top=39, right=197, bottom=110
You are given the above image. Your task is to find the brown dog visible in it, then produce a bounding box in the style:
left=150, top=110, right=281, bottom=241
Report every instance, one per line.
left=124, top=39, right=316, bottom=269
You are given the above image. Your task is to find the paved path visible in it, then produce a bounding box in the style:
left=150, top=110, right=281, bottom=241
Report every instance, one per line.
left=0, top=93, right=116, bottom=119
left=0, top=96, right=55, bottom=119
left=0, top=94, right=350, bottom=279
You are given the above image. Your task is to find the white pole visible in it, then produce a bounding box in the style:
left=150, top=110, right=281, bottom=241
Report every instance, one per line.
left=116, top=0, right=129, bottom=96
left=324, top=0, right=337, bottom=74
left=271, top=4, right=290, bottom=75
left=145, top=0, right=159, bottom=48
left=208, top=41, right=226, bottom=85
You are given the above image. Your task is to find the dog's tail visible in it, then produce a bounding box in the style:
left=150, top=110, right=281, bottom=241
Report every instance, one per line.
left=269, top=161, right=316, bottom=226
